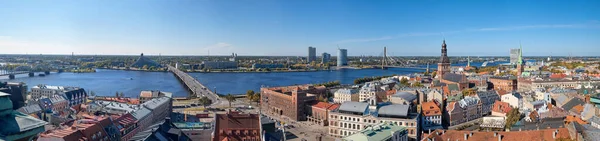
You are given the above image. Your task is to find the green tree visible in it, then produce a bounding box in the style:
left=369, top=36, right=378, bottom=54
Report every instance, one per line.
left=198, top=96, right=213, bottom=108
left=250, top=92, right=261, bottom=105
left=119, top=92, right=125, bottom=98
left=412, top=82, right=423, bottom=87
left=505, top=108, right=521, bottom=130
left=462, top=88, right=476, bottom=97
left=431, top=71, right=437, bottom=78
left=224, top=94, right=236, bottom=108
left=246, top=90, right=255, bottom=101
left=400, top=77, right=409, bottom=85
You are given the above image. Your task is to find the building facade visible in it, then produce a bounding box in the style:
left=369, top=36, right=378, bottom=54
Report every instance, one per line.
left=30, top=85, right=87, bottom=107
left=307, top=102, right=340, bottom=126
left=139, top=90, right=172, bottom=103
left=308, top=46, right=317, bottom=63
left=322, top=52, right=331, bottom=64
left=328, top=102, right=418, bottom=140
left=501, top=92, right=523, bottom=109
left=337, top=49, right=348, bottom=67
left=343, top=122, right=408, bottom=141
left=334, top=89, right=358, bottom=103
left=212, top=111, right=261, bottom=141
left=421, top=101, right=443, bottom=130
left=261, top=85, right=324, bottom=121
left=359, top=82, right=386, bottom=102
left=475, top=90, right=500, bottom=115
left=489, top=77, right=518, bottom=91
left=201, top=61, right=237, bottom=69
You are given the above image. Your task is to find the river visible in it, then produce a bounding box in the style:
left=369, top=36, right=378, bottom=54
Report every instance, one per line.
left=0, top=61, right=510, bottom=96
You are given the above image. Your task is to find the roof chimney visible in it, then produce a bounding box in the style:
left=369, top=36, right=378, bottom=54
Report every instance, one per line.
left=498, top=135, right=502, bottom=141
left=553, top=129, right=558, bottom=139
left=464, top=133, right=468, bottom=140
left=494, top=132, right=497, bottom=137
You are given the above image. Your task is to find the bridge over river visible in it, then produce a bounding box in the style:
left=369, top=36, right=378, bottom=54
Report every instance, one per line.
left=167, top=65, right=223, bottom=106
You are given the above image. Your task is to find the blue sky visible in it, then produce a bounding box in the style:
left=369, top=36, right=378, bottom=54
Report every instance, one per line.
left=0, top=0, right=598, bottom=56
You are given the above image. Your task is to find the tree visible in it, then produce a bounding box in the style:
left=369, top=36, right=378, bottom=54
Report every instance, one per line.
left=250, top=92, right=261, bottom=105
left=224, top=94, right=236, bottom=108
left=400, top=77, right=409, bottom=85
left=462, top=88, right=476, bottom=97
left=90, top=91, right=96, bottom=97
left=412, top=82, right=423, bottom=87
left=505, top=108, right=521, bottom=130
left=198, top=96, right=212, bottom=108
left=119, top=92, right=125, bottom=98
left=246, top=90, right=255, bottom=100
left=431, top=71, right=437, bottom=78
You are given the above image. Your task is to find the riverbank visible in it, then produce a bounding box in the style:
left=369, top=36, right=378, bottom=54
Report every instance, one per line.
left=101, top=67, right=169, bottom=72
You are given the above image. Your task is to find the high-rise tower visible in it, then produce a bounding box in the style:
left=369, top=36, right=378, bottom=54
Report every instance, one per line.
left=437, top=40, right=451, bottom=78
left=308, top=47, right=316, bottom=63
left=517, top=43, right=524, bottom=77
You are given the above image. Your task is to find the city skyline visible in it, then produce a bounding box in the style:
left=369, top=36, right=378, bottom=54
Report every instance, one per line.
left=0, top=0, right=599, bottom=56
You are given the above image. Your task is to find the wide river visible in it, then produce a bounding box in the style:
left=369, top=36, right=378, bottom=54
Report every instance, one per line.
left=0, top=62, right=507, bottom=96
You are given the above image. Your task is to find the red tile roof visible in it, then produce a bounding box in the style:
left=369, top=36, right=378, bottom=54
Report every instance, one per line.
left=565, top=115, right=588, bottom=125
left=422, top=101, right=441, bottom=116
left=422, top=128, right=571, bottom=141
left=113, top=113, right=137, bottom=132
left=496, top=90, right=508, bottom=96
left=492, top=101, right=512, bottom=114
left=39, top=116, right=109, bottom=141
left=213, top=112, right=261, bottom=141
left=311, top=102, right=340, bottom=111
left=550, top=73, right=567, bottom=79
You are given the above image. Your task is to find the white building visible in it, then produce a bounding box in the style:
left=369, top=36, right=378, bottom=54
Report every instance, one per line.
left=30, top=85, right=87, bottom=107
left=342, top=122, right=408, bottom=141
left=334, top=89, right=358, bottom=103
left=359, top=82, right=385, bottom=102
left=328, top=102, right=418, bottom=140
left=501, top=92, right=523, bottom=109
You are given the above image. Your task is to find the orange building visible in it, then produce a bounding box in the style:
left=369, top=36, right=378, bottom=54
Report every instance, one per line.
left=212, top=111, right=261, bottom=141
left=489, top=77, right=518, bottom=91
left=260, top=85, right=324, bottom=121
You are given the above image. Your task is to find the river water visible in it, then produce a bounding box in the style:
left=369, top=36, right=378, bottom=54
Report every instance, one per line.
left=0, top=61, right=509, bottom=96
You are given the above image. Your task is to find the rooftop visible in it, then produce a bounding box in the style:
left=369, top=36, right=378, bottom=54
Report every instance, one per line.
left=377, top=104, right=410, bottom=118
left=422, top=101, right=441, bottom=116
left=343, top=122, right=407, bottom=141
left=0, top=111, right=47, bottom=138
left=311, top=102, right=340, bottom=111
left=423, top=128, right=570, bottom=141
left=391, top=92, right=417, bottom=102
left=338, top=101, right=369, bottom=114
left=335, top=89, right=358, bottom=95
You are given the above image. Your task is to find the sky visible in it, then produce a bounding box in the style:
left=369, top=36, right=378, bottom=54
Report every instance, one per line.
left=0, top=0, right=599, bottom=56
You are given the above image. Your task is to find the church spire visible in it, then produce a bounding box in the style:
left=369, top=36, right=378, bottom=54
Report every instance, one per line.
left=518, top=42, right=523, bottom=65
